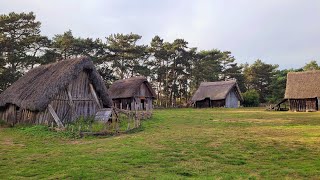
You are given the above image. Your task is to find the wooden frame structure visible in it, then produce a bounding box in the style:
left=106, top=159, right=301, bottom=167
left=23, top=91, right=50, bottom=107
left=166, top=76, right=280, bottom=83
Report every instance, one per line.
left=0, top=57, right=112, bottom=126
left=109, top=77, right=156, bottom=112
left=284, top=71, right=320, bottom=112
left=192, top=80, right=243, bottom=108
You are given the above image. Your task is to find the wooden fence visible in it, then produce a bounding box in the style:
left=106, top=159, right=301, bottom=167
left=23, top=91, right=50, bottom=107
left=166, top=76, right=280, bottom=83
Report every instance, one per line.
left=76, top=108, right=153, bottom=136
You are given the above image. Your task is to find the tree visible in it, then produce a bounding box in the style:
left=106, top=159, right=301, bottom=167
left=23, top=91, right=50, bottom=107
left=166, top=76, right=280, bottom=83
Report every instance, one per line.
left=192, top=50, right=222, bottom=88
left=267, top=69, right=288, bottom=103
left=148, top=36, right=197, bottom=107
left=96, top=65, right=116, bottom=88
left=52, top=30, right=75, bottom=60
left=0, top=12, right=49, bottom=91
left=303, top=60, right=320, bottom=71
left=105, top=33, right=148, bottom=79
left=148, top=36, right=168, bottom=106
left=225, top=63, right=246, bottom=92
left=242, top=90, right=260, bottom=107
left=243, top=60, right=278, bottom=102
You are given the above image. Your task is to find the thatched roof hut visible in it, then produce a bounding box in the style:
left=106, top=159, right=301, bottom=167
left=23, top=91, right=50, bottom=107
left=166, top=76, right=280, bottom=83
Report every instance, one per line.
left=109, top=76, right=156, bottom=111
left=284, top=71, right=320, bottom=111
left=191, top=80, right=243, bottom=108
left=0, top=57, right=112, bottom=126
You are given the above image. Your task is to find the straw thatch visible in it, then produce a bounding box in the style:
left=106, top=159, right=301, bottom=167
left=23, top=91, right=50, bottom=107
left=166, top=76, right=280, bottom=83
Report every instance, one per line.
left=285, top=71, right=320, bottom=99
left=109, top=76, right=156, bottom=99
left=0, top=57, right=112, bottom=111
left=191, top=80, right=243, bottom=102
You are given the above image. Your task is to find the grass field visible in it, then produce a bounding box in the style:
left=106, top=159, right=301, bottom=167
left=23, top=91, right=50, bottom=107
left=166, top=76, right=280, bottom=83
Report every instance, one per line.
left=1, top=108, right=320, bottom=179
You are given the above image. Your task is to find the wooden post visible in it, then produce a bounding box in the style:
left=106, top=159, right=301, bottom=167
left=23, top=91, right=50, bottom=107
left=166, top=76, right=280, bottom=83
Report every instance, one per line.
left=66, top=88, right=75, bottom=121
left=89, top=83, right=101, bottom=109
left=127, top=113, right=131, bottom=130
left=112, top=108, right=119, bottom=133
left=48, top=104, right=64, bottom=128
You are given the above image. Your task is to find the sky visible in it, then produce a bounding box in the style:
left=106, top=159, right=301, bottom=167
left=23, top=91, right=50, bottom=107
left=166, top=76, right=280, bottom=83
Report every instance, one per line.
left=1, top=0, right=320, bottom=69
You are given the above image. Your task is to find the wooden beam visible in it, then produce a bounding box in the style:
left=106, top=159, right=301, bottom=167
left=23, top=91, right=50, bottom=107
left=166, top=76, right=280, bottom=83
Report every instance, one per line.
left=48, top=104, right=64, bottom=128
left=66, top=88, right=75, bottom=121
left=89, top=83, right=101, bottom=109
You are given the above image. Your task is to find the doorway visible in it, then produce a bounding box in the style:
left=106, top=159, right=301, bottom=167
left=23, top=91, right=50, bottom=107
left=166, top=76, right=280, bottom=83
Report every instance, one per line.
left=141, top=99, right=145, bottom=110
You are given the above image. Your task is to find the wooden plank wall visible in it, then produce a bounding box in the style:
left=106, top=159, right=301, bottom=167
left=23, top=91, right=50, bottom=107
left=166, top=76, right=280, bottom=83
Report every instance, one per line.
left=114, top=97, right=154, bottom=111
left=289, top=98, right=317, bottom=112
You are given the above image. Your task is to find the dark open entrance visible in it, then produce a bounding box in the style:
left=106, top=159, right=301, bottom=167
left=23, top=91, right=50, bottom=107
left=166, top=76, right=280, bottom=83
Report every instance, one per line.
left=141, top=99, right=145, bottom=110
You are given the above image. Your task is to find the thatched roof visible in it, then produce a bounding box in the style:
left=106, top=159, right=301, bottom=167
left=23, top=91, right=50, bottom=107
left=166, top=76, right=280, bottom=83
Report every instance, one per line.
left=191, top=80, right=243, bottom=102
left=0, top=57, right=112, bottom=111
left=285, top=71, right=320, bottom=99
left=109, top=76, right=156, bottom=99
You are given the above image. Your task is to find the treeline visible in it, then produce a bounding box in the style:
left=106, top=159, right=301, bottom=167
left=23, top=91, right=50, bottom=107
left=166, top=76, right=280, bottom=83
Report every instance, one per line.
left=1, top=12, right=319, bottom=107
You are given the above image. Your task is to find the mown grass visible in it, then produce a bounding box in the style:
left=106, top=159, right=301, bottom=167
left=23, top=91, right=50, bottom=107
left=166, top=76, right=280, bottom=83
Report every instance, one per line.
left=1, top=108, right=320, bottom=179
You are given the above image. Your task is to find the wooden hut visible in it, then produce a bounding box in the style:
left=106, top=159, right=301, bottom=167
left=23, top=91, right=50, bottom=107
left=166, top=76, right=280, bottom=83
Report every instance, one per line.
left=0, top=57, right=112, bottom=126
left=109, top=77, right=156, bottom=111
left=284, top=71, right=320, bottom=112
left=191, top=80, right=243, bottom=108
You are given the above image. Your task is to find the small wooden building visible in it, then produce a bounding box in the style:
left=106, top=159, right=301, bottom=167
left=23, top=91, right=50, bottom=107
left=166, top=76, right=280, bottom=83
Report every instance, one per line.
left=109, top=77, right=156, bottom=111
left=0, top=57, right=112, bottom=126
left=191, top=80, right=243, bottom=108
left=284, top=71, right=320, bottom=112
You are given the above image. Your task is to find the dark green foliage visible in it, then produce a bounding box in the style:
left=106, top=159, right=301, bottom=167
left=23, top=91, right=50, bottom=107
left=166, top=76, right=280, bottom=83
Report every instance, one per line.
left=242, top=90, right=260, bottom=107
left=0, top=12, right=50, bottom=92
left=105, top=33, right=148, bottom=79
left=97, top=65, right=116, bottom=88
left=243, top=60, right=279, bottom=103
left=267, top=70, right=288, bottom=103
left=303, top=60, right=320, bottom=71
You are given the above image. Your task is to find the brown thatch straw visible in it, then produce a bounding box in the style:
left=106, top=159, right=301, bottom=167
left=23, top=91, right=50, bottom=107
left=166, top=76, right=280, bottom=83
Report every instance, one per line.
left=285, top=71, right=320, bottom=99
left=109, top=76, right=156, bottom=99
left=0, top=57, right=112, bottom=111
left=191, top=80, right=243, bottom=102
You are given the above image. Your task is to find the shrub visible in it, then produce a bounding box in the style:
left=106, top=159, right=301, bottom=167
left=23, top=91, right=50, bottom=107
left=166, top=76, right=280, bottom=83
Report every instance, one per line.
left=242, top=90, right=260, bottom=107
left=0, top=119, right=8, bottom=127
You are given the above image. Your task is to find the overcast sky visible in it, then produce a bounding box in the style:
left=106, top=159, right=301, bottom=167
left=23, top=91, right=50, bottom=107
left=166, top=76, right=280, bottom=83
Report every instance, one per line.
left=1, top=0, right=320, bottom=69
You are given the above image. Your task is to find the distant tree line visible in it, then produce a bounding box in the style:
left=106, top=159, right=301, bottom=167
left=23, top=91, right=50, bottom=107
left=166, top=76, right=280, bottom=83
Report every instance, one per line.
left=1, top=12, right=319, bottom=107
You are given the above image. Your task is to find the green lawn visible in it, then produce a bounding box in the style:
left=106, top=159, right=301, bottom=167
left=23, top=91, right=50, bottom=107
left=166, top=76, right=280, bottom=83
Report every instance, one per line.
left=1, top=108, right=320, bottom=179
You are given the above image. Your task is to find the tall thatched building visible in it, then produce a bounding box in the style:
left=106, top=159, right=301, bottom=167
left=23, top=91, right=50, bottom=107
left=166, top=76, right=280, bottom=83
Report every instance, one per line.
left=192, top=80, right=243, bottom=108
left=284, top=71, right=320, bottom=112
left=109, top=77, right=156, bottom=111
left=0, top=57, right=112, bottom=126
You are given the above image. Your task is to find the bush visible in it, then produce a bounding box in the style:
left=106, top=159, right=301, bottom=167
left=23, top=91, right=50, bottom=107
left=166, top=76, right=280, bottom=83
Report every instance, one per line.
left=0, top=119, right=8, bottom=127
left=242, top=90, right=260, bottom=107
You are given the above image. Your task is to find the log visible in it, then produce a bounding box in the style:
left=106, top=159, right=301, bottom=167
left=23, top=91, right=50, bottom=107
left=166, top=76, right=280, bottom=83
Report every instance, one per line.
left=89, top=83, right=101, bottom=109
left=67, top=88, right=75, bottom=120
left=48, top=104, right=64, bottom=128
